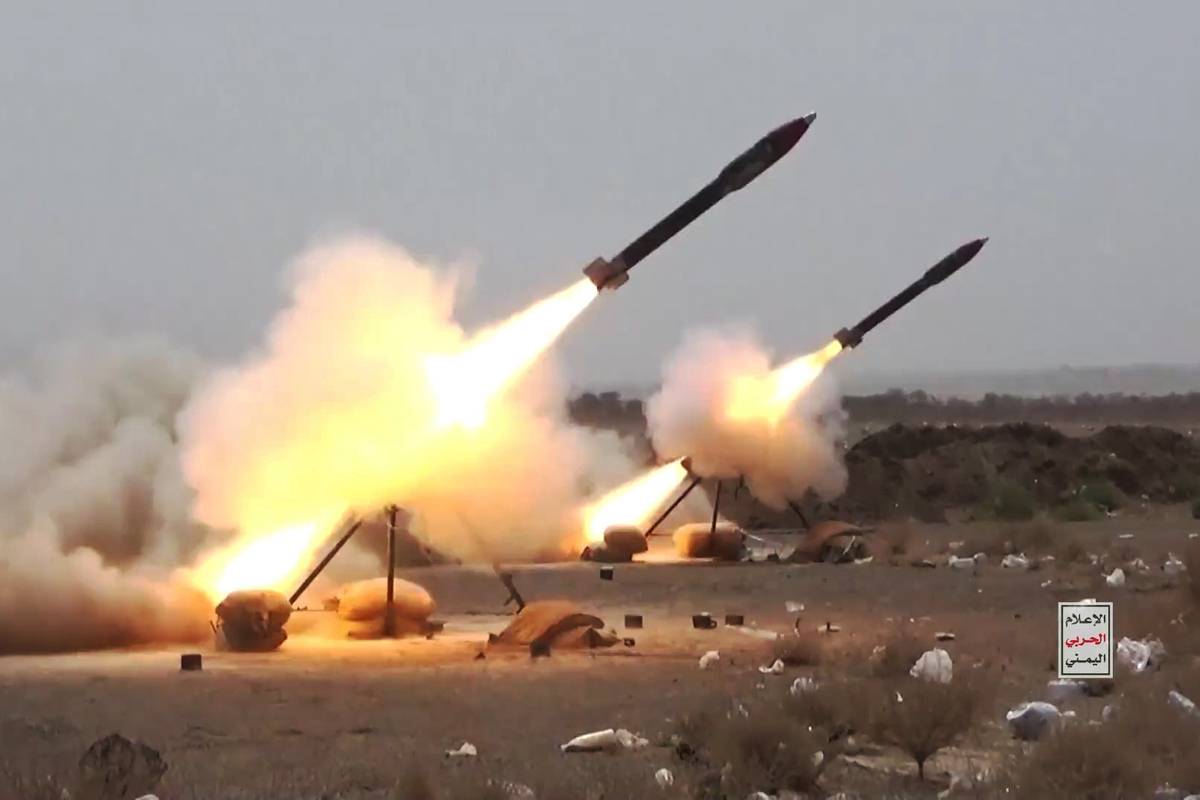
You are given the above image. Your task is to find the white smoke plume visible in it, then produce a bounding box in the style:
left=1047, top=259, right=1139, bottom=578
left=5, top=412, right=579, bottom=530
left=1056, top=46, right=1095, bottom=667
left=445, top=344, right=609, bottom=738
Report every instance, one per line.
left=179, top=235, right=628, bottom=581
left=0, top=340, right=213, bottom=654
left=646, top=326, right=847, bottom=510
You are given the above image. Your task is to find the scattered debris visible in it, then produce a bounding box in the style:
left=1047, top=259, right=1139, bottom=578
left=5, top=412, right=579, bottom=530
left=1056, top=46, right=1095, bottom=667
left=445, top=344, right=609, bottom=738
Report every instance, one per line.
left=913, top=559, right=938, bottom=568
left=1116, top=637, right=1166, bottom=673
left=698, top=650, right=720, bottom=670
left=725, top=613, right=745, bottom=626
left=180, top=653, right=202, bottom=671
left=910, top=648, right=953, bottom=683
left=654, top=768, right=674, bottom=788
left=790, top=677, right=818, bottom=696
left=1129, top=557, right=1150, bottom=574
left=77, top=733, right=166, bottom=800
left=1001, top=554, right=1030, bottom=570
left=1168, top=690, right=1198, bottom=717
left=1118, top=533, right=1135, bottom=540
left=599, top=566, right=615, bottom=580
left=561, top=728, right=648, bottom=753
left=624, top=614, right=643, bottom=629
left=935, top=632, right=956, bottom=641
left=1105, top=568, right=1126, bottom=587
left=1005, top=702, right=1062, bottom=741
left=1164, top=555, right=1187, bottom=576
left=817, top=622, right=841, bottom=634
left=758, top=659, right=785, bottom=675
left=445, top=742, right=477, bottom=758
left=731, top=625, right=780, bottom=642
left=947, top=555, right=976, bottom=571
left=692, top=613, right=716, bottom=630
left=1040, top=579, right=1053, bottom=588
left=785, top=601, right=805, bottom=613
left=1045, top=679, right=1086, bottom=704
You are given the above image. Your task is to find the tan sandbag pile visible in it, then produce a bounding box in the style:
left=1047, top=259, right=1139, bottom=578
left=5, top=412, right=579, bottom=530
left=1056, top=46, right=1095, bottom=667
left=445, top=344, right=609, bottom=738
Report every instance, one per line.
left=673, top=522, right=745, bottom=560
left=604, top=525, right=648, bottom=555
left=333, top=577, right=435, bottom=622
left=214, top=590, right=292, bottom=652
left=490, top=600, right=620, bottom=650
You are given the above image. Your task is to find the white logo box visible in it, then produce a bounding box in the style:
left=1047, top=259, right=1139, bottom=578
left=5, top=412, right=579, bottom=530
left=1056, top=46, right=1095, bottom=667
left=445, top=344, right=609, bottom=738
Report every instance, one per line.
left=1058, top=601, right=1113, bottom=679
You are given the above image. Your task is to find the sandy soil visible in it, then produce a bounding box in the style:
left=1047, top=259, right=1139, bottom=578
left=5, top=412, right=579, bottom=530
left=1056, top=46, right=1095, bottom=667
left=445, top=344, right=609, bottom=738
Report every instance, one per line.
left=2, top=518, right=1197, bottom=799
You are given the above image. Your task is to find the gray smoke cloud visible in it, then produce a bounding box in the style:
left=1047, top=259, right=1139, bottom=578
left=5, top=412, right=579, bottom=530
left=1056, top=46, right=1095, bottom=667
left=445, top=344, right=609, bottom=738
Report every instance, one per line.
left=0, top=339, right=213, bottom=654
left=646, top=326, right=847, bottom=510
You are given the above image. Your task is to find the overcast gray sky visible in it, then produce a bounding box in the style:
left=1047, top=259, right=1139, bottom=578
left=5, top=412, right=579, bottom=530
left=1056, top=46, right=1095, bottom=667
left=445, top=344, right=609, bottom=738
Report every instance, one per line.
left=2, top=2, right=1197, bottom=387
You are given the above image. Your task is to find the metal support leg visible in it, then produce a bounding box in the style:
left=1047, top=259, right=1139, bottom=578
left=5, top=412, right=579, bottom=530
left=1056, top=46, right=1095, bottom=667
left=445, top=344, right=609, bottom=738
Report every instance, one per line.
left=384, top=505, right=398, bottom=637
left=644, top=476, right=702, bottom=537
left=709, top=481, right=723, bottom=535
left=289, top=517, right=363, bottom=606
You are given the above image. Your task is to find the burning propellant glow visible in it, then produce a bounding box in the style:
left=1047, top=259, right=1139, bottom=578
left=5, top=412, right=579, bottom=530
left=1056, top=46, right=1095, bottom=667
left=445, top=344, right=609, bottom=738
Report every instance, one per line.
left=425, top=278, right=598, bottom=429
left=581, top=458, right=689, bottom=542
left=726, top=339, right=843, bottom=425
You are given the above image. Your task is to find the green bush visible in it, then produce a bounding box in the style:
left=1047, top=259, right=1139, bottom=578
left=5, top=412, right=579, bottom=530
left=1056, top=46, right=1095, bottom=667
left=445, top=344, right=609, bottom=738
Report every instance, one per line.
left=1054, top=498, right=1103, bottom=522
left=979, top=479, right=1036, bottom=522
left=1077, top=481, right=1124, bottom=512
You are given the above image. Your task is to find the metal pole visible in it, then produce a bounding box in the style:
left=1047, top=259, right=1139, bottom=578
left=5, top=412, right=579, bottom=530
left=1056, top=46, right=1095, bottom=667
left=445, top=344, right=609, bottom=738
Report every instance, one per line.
left=384, top=505, right=397, bottom=637
left=787, top=500, right=811, bottom=529
left=289, top=517, right=363, bottom=606
left=644, top=476, right=702, bottom=537
left=709, top=481, right=723, bottom=536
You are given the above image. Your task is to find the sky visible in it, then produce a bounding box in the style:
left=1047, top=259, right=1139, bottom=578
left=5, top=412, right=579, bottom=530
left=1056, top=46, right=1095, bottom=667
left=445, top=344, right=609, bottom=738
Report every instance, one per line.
left=2, top=2, right=1198, bottom=388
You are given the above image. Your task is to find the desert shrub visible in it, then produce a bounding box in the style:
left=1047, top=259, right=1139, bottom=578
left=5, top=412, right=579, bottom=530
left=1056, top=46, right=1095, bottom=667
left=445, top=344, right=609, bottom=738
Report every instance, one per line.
left=772, top=631, right=822, bottom=666
left=1054, top=536, right=1089, bottom=566
left=783, top=679, right=872, bottom=738
left=872, top=632, right=928, bottom=678
left=708, top=710, right=828, bottom=797
left=979, top=479, right=1036, bottom=522
left=869, top=676, right=985, bottom=780
left=1054, top=498, right=1103, bottom=522
left=1078, top=480, right=1125, bottom=512
left=1010, top=721, right=1154, bottom=799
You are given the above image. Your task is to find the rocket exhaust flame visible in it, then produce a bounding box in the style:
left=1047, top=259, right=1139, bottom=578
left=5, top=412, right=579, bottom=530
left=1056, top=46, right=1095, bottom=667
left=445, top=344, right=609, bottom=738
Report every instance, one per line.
left=425, top=278, right=598, bottom=430
left=190, top=514, right=339, bottom=602
left=726, top=339, right=843, bottom=425
left=581, top=458, right=689, bottom=543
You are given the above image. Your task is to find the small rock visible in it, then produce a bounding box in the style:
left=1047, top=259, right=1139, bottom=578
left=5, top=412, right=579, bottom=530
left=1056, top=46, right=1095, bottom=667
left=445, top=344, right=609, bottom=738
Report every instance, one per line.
left=1164, top=555, right=1187, bottom=576
left=790, top=677, right=818, bottom=696
left=1102, top=704, right=1117, bottom=721
left=445, top=742, right=477, bottom=758
left=654, top=768, right=674, bottom=788
left=1040, top=579, right=1053, bottom=588
left=758, top=659, right=785, bottom=675
left=1168, top=690, right=1198, bottom=717
left=78, top=733, right=166, bottom=800
left=1045, top=679, right=1086, bottom=704
left=1105, top=568, right=1126, bottom=587
left=1006, top=701, right=1062, bottom=741
left=698, top=650, right=720, bottom=670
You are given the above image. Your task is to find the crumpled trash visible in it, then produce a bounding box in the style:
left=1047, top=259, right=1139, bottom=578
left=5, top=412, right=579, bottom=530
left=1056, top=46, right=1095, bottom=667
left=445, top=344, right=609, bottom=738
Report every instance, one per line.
left=654, top=768, right=674, bottom=788
left=1105, top=568, right=1126, bottom=587
left=935, top=632, right=956, bottom=641
left=790, top=676, right=818, bottom=696
left=758, top=659, right=785, bottom=675
left=785, top=601, right=805, bottom=613
left=910, top=648, right=953, bottom=683
left=1001, top=554, right=1030, bottom=570
left=947, top=554, right=984, bottom=571
left=561, top=728, right=648, bottom=753
left=1164, top=555, right=1187, bottom=576
left=1168, top=690, right=1198, bottom=717
left=698, top=650, right=720, bottom=670
left=1006, top=701, right=1062, bottom=741
left=731, top=626, right=779, bottom=641
left=1045, top=679, right=1086, bottom=704
left=1128, top=557, right=1150, bottom=573
left=1117, top=637, right=1166, bottom=673
left=445, top=742, right=477, bottom=758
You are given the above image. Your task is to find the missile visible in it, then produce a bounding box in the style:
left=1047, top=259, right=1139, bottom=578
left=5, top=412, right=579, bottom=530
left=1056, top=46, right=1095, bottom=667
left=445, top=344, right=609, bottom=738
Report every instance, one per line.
left=584, top=112, right=817, bottom=290
left=833, top=237, right=988, bottom=349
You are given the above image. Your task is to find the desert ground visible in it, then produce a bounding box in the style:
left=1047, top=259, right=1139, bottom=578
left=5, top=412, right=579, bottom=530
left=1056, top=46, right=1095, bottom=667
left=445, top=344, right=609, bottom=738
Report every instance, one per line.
left=4, top=516, right=1199, bottom=800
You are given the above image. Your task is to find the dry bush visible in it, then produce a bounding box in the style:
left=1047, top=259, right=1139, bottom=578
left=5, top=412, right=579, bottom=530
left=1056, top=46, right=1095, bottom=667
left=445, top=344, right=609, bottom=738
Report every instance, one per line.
left=1054, top=536, right=1089, bottom=566
left=1009, top=719, right=1153, bottom=799
left=772, top=631, right=823, bottom=666
left=1005, top=520, right=1056, bottom=553
left=868, top=676, right=986, bottom=780
left=1109, top=540, right=1140, bottom=564
left=872, top=632, right=928, bottom=678
left=783, top=678, right=874, bottom=740
left=707, top=711, right=828, bottom=797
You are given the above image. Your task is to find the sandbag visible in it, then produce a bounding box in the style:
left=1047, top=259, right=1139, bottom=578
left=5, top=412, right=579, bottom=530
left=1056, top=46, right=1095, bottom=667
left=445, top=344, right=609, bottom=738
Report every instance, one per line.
left=215, top=590, right=292, bottom=652
left=335, top=577, right=435, bottom=622
left=673, top=522, right=743, bottom=560
left=603, top=525, right=648, bottom=555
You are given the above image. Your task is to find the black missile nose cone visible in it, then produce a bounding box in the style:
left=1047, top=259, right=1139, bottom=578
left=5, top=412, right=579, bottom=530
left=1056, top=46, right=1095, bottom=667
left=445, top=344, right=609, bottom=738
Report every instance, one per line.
left=766, top=112, right=817, bottom=155
left=959, top=237, right=989, bottom=262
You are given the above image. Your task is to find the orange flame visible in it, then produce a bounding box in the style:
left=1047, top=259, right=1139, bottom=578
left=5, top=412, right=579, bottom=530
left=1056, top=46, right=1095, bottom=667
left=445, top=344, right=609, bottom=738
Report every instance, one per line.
left=425, top=278, right=598, bottom=430
left=726, top=339, right=843, bottom=425
left=581, top=458, right=688, bottom=542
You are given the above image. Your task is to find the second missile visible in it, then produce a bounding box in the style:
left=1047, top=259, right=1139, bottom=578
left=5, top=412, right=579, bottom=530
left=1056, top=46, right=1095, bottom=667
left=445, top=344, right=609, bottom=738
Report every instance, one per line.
left=584, top=113, right=817, bottom=291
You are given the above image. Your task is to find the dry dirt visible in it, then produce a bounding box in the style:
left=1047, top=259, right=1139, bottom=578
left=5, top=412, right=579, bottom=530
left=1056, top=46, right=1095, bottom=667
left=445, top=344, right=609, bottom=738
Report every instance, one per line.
left=2, top=518, right=1198, bottom=799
